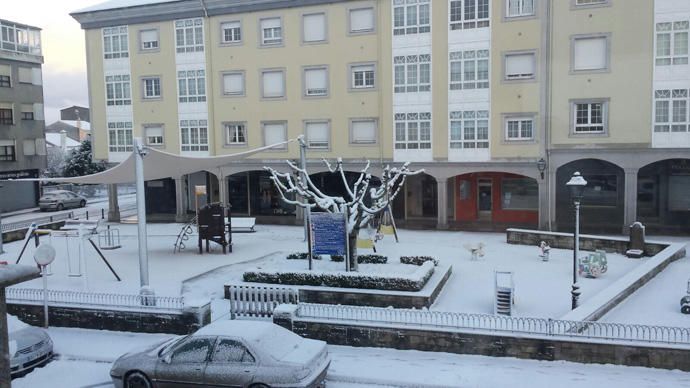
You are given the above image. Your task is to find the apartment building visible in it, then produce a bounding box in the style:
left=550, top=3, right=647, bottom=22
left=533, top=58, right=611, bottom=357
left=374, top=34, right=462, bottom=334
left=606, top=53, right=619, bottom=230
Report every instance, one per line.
left=71, top=0, right=690, bottom=233
left=0, top=19, right=46, bottom=212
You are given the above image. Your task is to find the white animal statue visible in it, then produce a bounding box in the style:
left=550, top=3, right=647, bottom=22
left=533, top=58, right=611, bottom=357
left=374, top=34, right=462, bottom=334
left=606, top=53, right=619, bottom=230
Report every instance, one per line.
left=539, top=241, right=551, bottom=262
left=463, top=242, right=485, bottom=261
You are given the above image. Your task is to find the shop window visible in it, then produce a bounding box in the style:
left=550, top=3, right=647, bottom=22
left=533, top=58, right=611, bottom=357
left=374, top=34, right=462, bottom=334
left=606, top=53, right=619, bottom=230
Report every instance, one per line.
left=582, top=174, right=618, bottom=207
left=501, top=178, right=538, bottom=210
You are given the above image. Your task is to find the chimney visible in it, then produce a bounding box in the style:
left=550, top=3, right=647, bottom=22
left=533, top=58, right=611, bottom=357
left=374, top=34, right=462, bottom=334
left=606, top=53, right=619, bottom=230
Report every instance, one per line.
left=60, top=130, right=67, bottom=151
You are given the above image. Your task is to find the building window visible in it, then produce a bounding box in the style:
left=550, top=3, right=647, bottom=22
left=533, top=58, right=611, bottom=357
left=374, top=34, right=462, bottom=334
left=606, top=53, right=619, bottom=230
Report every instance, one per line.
left=350, top=119, right=377, bottom=144
left=261, top=18, right=283, bottom=46
left=351, top=64, right=375, bottom=89
left=656, top=21, right=689, bottom=66
left=221, top=21, right=241, bottom=44
left=261, top=70, right=285, bottom=99
left=21, top=104, right=34, bottom=120
left=572, top=35, right=609, bottom=72
left=142, top=77, right=161, bottom=99
left=107, top=121, right=133, bottom=152
left=180, top=119, right=209, bottom=152
left=394, top=54, right=431, bottom=93
left=506, top=0, right=535, bottom=18
left=305, top=121, right=329, bottom=149
left=0, top=142, right=15, bottom=161
left=140, top=29, right=159, bottom=50
left=450, top=50, right=489, bottom=90
left=263, top=121, right=287, bottom=149
left=105, top=75, right=131, bottom=106
left=450, top=111, right=489, bottom=149
left=23, top=139, right=36, bottom=156
left=177, top=70, right=206, bottom=103
left=504, top=52, right=536, bottom=80
left=572, top=101, right=607, bottom=134
left=1, top=22, right=41, bottom=55
left=304, top=67, right=328, bottom=97
left=654, top=89, right=688, bottom=133
left=395, top=112, right=431, bottom=149
left=222, top=72, right=244, bottom=96
left=505, top=116, right=534, bottom=141
left=145, top=125, right=164, bottom=146
left=450, top=0, right=490, bottom=30
left=18, top=67, right=32, bottom=84
left=103, top=26, right=128, bottom=59
left=574, top=0, right=608, bottom=6
left=393, top=0, right=430, bottom=36
left=175, top=18, right=204, bottom=53
left=501, top=178, right=538, bottom=210
left=349, top=7, right=375, bottom=33
left=225, top=122, right=247, bottom=145
left=0, top=108, right=12, bottom=125
left=303, top=13, right=326, bottom=43
left=0, top=75, right=9, bottom=87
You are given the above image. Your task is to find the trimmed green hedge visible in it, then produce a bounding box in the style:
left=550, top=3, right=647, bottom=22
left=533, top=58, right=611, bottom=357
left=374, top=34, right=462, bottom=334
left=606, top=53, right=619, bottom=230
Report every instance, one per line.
left=286, top=252, right=322, bottom=260
left=329, top=254, right=387, bottom=264
left=400, top=256, right=438, bottom=266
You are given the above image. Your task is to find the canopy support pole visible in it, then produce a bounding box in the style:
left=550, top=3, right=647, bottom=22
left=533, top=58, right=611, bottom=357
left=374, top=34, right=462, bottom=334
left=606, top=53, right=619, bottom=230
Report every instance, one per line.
left=134, top=138, right=153, bottom=299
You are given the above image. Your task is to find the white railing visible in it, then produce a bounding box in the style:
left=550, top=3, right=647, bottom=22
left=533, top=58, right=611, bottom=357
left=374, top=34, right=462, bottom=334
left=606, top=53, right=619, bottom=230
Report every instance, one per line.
left=296, top=304, right=690, bottom=346
left=7, top=288, right=184, bottom=312
left=227, top=284, right=298, bottom=318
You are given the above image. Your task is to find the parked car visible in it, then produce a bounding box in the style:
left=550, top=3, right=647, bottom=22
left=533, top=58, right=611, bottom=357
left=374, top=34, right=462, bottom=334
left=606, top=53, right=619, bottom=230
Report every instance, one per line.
left=9, top=315, right=54, bottom=377
left=110, top=320, right=330, bottom=388
left=39, top=190, right=87, bottom=211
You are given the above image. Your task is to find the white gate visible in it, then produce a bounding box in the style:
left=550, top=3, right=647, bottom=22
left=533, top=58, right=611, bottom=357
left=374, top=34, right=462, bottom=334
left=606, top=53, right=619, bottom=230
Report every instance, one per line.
left=226, top=284, right=299, bottom=318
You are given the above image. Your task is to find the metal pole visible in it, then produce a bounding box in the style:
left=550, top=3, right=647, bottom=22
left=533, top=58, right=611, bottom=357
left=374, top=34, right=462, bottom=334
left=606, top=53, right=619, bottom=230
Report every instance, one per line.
left=572, top=201, right=580, bottom=310
left=299, top=137, right=308, bottom=242
left=134, top=138, right=151, bottom=294
left=42, top=265, right=48, bottom=328
left=0, top=183, right=4, bottom=255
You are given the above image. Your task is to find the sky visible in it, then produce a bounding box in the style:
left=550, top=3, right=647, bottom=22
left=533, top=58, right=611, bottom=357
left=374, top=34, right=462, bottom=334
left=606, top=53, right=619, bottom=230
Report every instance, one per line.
left=4, top=0, right=104, bottom=124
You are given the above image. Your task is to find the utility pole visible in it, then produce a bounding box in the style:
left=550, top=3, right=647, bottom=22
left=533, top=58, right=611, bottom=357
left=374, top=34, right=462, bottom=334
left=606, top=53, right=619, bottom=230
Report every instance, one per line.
left=299, top=136, right=308, bottom=242
left=0, top=184, right=4, bottom=255
left=134, top=138, right=153, bottom=301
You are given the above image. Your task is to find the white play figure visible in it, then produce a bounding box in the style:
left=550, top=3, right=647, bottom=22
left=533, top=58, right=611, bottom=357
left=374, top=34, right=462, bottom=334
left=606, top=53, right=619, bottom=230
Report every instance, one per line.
left=463, top=242, right=485, bottom=261
left=539, top=241, right=551, bottom=262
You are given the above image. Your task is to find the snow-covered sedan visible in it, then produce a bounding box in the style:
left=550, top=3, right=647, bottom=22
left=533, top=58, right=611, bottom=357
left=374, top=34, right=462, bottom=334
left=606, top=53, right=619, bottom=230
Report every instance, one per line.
left=110, top=320, right=330, bottom=388
left=9, top=315, right=54, bottom=377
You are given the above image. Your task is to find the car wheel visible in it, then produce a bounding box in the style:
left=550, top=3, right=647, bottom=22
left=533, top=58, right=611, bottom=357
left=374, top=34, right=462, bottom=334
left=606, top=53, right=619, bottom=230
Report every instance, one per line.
left=250, top=384, right=270, bottom=388
left=80, top=200, right=86, bottom=208
left=125, top=371, right=152, bottom=388
left=56, top=203, right=64, bottom=211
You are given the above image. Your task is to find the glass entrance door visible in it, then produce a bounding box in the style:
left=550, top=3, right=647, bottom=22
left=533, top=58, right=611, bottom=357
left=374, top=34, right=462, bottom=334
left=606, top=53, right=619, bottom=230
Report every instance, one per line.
left=478, top=179, right=492, bottom=220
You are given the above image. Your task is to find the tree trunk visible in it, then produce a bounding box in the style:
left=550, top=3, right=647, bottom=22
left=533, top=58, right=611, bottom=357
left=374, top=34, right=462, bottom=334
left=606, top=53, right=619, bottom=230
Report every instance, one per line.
left=348, top=231, right=359, bottom=272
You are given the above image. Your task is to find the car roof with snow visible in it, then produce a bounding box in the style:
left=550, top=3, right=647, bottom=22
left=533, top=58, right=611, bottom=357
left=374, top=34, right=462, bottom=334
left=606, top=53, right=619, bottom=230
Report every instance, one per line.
left=195, top=320, right=281, bottom=340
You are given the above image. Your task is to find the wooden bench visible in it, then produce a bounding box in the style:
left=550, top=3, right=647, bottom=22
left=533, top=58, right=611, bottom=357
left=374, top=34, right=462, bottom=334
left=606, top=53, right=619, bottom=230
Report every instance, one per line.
left=227, top=217, right=256, bottom=233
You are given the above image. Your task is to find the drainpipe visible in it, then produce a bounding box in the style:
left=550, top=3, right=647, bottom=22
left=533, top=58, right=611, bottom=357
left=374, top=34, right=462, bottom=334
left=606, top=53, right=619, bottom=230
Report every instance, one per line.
left=542, top=0, right=554, bottom=231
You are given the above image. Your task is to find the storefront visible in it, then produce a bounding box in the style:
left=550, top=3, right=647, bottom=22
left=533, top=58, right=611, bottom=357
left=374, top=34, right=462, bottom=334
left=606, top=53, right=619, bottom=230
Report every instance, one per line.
left=638, top=159, right=690, bottom=232
left=144, top=178, right=177, bottom=215
left=0, top=169, right=39, bottom=212
left=227, top=171, right=296, bottom=218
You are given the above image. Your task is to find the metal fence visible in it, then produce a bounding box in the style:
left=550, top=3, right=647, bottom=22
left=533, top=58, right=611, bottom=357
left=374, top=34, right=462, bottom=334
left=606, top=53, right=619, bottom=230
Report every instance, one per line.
left=227, top=283, right=299, bottom=318
left=1, top=203, right=137, bottom=233
left=296, top=303, right=690, bottom=346
left=7, top=288, right=185, bottom=312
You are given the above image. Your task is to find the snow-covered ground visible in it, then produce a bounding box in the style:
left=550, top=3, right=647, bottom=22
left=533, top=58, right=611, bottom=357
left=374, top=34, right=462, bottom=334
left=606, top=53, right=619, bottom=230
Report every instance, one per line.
left=12, top=327, right=690, bottom=388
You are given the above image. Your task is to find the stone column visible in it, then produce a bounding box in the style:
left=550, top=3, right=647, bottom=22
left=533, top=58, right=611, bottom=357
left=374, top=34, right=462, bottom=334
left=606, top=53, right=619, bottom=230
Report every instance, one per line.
left=623, top=169, right=639, bottom=233
left=218, top=174, right=228, bottom=207
left=548, top=170, right=558, bottom=231
left=538, top=176, right=549, bottom=230
left=175, top=176, right=187, bottom=223
left=436, top=177, right=449, bottom=229
left=107, top=183, right=120, bottom=222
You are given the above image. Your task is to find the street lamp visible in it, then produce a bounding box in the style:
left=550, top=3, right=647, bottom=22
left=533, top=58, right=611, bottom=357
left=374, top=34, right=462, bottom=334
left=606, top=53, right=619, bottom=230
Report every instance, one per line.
left=537, top=158, right=547, bottom=180
left=566, top=171, right=587, bottom=310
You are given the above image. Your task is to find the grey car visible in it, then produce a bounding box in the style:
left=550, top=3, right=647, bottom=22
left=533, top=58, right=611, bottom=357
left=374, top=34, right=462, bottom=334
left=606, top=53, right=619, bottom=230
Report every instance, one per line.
left=9, top=315, right=54, bottom=377
left=110, top=320, right=330, bottom=388
left=39, top=190, right=87, bottom=211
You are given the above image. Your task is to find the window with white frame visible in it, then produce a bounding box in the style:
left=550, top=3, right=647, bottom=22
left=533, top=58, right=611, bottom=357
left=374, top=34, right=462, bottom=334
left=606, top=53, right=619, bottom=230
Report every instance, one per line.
left=393, top=0, right=430, bottom=36
left=180, top=119, right=208, bottom=151
left=140, top=29, right=159, bottom=50
left=261, top=18, right=283, bottom=46
left=349, top=7, right=375, bottom=33
left=350, top=119, right=377, bottom=144
left=1, top=22, right=41, bottom=55
left=262, top=70, right=285, bottom=98
left=654, top=89, right=688, bottom=133
left=505, top=52, right=536, bottom=80
left=505, top=116, right=534, bottom=140
left=573, top=36, right=608, bottom=71
left=175, top=18, right=204, bottom=53
left=573, top=101, right=607, bottom=134
left=177, top=70, right=206, bottom=103
left=0, top=104, right=13, bottom=125
left=0, top=140, right=15, bottom=161
left=222, top=72, right=244, bottom=96
left=221, top=21, right=241, bottom=44
left=105, top=75, right=131, bottom=106
left=143, top=77, right=161, bottom=99
left=145, top=125, right=164, bottom=145
left=395, top=112, right=431, bottom=149
left=450, top=50, right=489, bottom=90
left=303, top=13, right=326, bottom=43
left=351, top=64, right=375, bottom=89
left=304, top=67, right=328, bottom=97
left=263, top=122, right=287, bottom=149
left=225, top=122, right=247, bottom=144
left=506, top=0, right=534, bottom=18
left=103, top=26, right=128, bottom=59
left=656, top=21, right=689, bottom=66
left=0, top=64, right=9, bottom=87
left=450, top=111, right=489, bottom=149
left=305, top=121, right=329, bottom=149
left=107, top=121, right=133, bottom=152
left=21, top=104, right=33, bottom=120
left=450, top=0, right=489, bottom=30
left=394, top=54, right=431, bottom=93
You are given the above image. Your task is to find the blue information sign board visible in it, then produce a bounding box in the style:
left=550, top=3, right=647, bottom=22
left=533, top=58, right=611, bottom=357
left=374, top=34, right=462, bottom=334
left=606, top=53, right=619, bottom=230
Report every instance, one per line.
left=310, top=212, right=347, bottom=256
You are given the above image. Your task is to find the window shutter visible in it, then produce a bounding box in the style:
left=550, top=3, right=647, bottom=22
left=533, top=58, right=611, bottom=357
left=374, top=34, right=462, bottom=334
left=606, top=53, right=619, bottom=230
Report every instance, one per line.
left=264, top=123, right=286, bottom=146
left=303, top=13, right=326, bottom=42
left=141, top=29, right=158, bottom=43
left=0, top=64, right=10, bottom=77
left=223, top=73, right=243, bottom=95
left=33, top=103, right=44, bottom=121
left=222, top=21, right=240, bottom=30
left=31, top=68, right=42, bottom=85
left=23, top=139, right=36, bottom=156
left=261, top=18, right=281, bottom=30
left=21, top=104, right=33, bottom=113
left=350, top=8, right=374, bottom=32
left=18, top=67, right=32, bottom=83
left=263, top=71, right=284, bottom=97
left=146, top=126, right=163, bottom=138
left=35, top=138, right=47, bottom=155
left=505, top=54, right=534, bottom=77
left=574, top=37, right=607, bottom=70
left=305, top=68, right=327, bottom=95
left=352, top=120, right=376, bottom=143
left=307, top=122, right=329, bottom=147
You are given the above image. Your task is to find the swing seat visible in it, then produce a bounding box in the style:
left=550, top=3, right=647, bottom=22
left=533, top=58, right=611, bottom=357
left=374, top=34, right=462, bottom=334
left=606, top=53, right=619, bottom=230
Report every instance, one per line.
left=380, top=225, right=395, bottom=235
left=357, top=238, right=374, bottom=249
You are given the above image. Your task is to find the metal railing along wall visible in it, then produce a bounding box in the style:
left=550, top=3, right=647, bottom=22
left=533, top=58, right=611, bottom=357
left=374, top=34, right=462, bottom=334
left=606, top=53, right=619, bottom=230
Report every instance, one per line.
left=296, top=303, right=690, bottom=346
left=227, top=284, right=299, bottom=317
left=7, top=288, right=184, bottom=311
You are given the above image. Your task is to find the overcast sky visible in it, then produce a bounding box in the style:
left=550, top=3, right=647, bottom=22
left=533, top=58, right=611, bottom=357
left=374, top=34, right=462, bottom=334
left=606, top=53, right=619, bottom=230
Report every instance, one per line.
left=4, top=0, right=103, bottom=123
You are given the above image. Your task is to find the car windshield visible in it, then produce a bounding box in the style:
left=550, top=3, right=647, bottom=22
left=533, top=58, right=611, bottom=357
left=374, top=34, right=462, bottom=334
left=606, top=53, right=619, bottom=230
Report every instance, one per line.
left=254, top=326, right=303, bottom=361
left=42, top=193, right=60, bottom=199
left=159, top=335, right=189, bottom=357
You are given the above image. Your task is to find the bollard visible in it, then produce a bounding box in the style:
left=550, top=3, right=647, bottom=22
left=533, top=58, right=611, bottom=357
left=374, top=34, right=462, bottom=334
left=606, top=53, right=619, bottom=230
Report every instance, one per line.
left=86, top=211, right=89, bottom=220
left=101, top=208, right=105, bottom=219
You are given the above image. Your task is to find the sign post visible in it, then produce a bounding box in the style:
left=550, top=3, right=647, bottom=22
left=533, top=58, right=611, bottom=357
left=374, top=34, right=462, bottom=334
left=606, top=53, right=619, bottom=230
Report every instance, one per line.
left=309, top=211, right=348, bottom=271
left=33, top=244, right=56, bottom=328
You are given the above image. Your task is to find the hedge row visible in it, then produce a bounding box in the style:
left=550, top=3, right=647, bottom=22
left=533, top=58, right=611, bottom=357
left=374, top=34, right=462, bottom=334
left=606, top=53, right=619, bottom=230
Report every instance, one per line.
left=400, top=256, right=438, bottom=266
left=243, top=261, right=435, bottom=291
left=286, top=252, right=322, bottom=260
left=328, top=254, right=388, bottom=264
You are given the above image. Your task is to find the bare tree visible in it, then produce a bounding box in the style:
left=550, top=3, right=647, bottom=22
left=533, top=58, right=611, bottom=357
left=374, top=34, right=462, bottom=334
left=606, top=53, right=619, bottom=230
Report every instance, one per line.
left=265, top=158, right=422, bottom=271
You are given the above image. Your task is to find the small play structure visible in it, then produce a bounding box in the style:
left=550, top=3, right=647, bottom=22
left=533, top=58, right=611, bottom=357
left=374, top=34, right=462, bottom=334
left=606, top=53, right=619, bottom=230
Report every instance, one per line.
left=680, top=280, right=690, bottom=314
left=174, top=203, right=233, bottom=254
left=357, top=204, right=398, bottom=252
left=539, top=241, right=551, bottom=262
left=494, top=271, right=515, bottom=316
left=578, top=250, right=608, bottom=278
left=463, top=242, right=485, bottom=261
